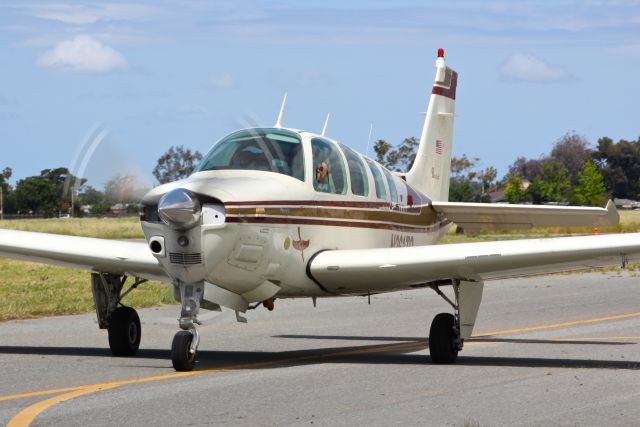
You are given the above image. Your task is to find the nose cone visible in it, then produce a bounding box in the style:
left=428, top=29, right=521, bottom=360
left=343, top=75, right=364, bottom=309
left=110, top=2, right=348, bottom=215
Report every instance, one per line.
left=158, top=188, right=201, bottom=230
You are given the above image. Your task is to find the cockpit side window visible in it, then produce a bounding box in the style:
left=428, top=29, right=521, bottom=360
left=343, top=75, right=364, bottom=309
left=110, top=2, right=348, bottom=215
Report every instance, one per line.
left=339, top=143, right=369, bottom=197
left=311, top=137, right=347, bottom=194
left=195, top=128, right=304, bottom=181
left=365, top=159, right=388, bottom=200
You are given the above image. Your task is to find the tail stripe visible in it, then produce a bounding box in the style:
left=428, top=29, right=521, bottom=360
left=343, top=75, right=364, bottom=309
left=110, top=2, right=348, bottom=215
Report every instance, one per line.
left=431, top=70, right=457, bottom=100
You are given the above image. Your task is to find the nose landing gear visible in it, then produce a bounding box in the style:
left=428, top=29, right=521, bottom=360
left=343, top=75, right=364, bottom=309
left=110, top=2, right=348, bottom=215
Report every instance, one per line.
left=172, top=283, right=203, bottom=371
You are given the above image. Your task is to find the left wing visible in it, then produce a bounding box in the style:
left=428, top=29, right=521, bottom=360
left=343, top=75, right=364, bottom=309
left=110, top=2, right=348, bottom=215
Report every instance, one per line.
left=308, top=233, right=640, bottom=293
left=0, top=229, right=169, bottom=282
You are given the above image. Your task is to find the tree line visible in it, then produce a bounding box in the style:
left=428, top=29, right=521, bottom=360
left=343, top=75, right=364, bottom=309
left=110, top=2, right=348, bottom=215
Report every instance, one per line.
left=0, top=134, right=638, bottom=216
left=0, top=145, right=201, bottom=216
left=375, top=131, right=639, bottom=206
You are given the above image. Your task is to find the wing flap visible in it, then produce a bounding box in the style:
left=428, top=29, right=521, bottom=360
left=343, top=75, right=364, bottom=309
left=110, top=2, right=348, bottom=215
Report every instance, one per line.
left=0, top=229, right=169, bottom=282
left=309, top=233, right=640, bottom=293
left=432, top=200, right=619, bottom=230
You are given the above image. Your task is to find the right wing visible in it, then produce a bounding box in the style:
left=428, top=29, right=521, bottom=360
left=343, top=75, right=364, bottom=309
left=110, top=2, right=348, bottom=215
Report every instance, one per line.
left=0, top=229, right=169, bottom=282
left=308, top=232, right=640, bottom=293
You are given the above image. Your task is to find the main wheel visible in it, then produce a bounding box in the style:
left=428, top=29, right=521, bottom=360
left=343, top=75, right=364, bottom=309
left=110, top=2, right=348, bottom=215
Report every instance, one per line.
left=429, top=312, right=459, bottom=364
left=172, top=330, right=196, bottom=371
left=108, top=306, right=141, bottom=357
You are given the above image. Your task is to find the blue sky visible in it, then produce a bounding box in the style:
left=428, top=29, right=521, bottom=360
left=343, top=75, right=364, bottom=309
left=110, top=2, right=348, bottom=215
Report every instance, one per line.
left=1, top=0, right=639, bottom=189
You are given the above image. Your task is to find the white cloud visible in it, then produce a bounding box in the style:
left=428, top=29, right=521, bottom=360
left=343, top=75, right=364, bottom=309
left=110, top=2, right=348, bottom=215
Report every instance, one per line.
left=207, top=73, right=235, bottom=90
left=30, top=3, right=161, bottom=25
left=610, top=44, right=640, bottom=56
left=501, top=53, right=571, bottom=82
left=36, top=35, right=128, bottom=74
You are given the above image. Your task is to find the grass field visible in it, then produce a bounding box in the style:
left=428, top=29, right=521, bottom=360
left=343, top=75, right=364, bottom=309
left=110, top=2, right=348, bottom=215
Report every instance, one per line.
left=2, top=210, right=640, bottom=321
left=0, top=217, right=171, bottom=321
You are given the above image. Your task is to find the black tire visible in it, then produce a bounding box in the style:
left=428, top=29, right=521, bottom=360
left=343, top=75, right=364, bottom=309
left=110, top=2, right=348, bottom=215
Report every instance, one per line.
left=172, top=330, right=196, bottom=371
left=429, top=312, right=459, bottom=364
left=108, top=307, right=141, bottom=357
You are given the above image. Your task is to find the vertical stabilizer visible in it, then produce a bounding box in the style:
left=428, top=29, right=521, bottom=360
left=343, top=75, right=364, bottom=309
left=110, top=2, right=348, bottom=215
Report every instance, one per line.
left=405, top=48, right=457, bottom=201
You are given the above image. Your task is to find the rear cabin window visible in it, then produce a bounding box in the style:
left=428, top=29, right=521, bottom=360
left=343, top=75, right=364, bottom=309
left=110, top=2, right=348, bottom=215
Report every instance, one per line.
left=339, top=144, right=369, bottom=197
left=195, top=128, right=304, bottom=181
left=382, top=169, right=399, bottom=203
left=311, top=137, right=347, bottom=194
left=366, top=159, right=388, bottom=200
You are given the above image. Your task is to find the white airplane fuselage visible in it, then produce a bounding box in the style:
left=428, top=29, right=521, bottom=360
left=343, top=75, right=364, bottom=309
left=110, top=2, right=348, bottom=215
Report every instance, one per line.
left=140, top=129, right=450, bottom=301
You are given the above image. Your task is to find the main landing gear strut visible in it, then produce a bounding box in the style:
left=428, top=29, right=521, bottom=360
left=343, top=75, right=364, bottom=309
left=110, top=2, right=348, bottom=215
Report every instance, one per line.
left=91, top=273, right=146, bottom=356
left=428, top=279, right=484, bottom=364
left=171, top=283, right=203, bottom=371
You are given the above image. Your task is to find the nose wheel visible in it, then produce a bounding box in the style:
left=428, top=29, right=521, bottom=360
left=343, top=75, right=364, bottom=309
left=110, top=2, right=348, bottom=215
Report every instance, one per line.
left=172, top=330, right=197, bottom=371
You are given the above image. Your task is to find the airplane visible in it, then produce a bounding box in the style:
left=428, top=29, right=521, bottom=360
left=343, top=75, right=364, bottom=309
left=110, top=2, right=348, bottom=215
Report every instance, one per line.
left=2, top=48, right=640, bottom=372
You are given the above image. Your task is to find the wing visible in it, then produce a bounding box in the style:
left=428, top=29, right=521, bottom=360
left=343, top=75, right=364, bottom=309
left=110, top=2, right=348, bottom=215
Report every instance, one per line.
left=308, top=233, right=640, bottom=293
left=0, top=229, right=169, bottom=282
left=432, top=199, right=618, bottom=230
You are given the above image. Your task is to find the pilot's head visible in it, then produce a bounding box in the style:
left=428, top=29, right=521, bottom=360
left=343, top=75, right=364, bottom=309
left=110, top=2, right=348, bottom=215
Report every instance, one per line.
left=316, top=161, right=329, bottom=183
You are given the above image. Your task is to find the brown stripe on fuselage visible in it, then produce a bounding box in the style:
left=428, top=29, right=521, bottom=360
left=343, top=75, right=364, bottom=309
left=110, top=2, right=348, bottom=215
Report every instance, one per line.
left=226, top=205, right=436, bottom=227
left=226, top=216, right=450, bottom=233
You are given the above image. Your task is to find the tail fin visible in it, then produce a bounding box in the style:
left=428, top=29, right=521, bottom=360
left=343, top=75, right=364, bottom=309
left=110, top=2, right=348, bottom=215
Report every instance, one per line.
left=405, top=48, right=457, bottom=201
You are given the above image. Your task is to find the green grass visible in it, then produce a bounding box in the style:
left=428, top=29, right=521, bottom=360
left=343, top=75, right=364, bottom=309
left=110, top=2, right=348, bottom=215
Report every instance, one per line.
left=0, top=259, right=174, bottom=321
left=441, top=209, right=640, bottom=244
left=0, top=217, right=144, bottom=239
left=0, top=217, right=172, bottom=322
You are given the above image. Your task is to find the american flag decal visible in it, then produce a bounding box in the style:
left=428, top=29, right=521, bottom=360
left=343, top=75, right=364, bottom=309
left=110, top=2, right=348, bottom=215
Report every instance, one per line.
left=435, top=139, right=443, bottom=155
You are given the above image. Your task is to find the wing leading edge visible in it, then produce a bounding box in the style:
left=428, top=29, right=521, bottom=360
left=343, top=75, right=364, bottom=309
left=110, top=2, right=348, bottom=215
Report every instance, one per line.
left=0, top=229, right=169, bottom=282
left=432, top=200, right=619, bottom=230
left=309, top=233, right=640, bottom=293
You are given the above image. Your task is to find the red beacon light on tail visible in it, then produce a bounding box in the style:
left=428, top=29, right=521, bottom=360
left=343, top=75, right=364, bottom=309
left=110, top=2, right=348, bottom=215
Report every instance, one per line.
left=437, top=48, right=445, bottom=58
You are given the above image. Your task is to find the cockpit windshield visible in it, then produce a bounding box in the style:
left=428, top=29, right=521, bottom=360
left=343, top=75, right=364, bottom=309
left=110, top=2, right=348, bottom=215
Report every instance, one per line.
left=194, top=128, right=304, bottom=181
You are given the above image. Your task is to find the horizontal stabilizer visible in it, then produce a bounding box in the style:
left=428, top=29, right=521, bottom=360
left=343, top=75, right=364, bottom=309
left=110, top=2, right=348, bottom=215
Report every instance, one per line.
left=432, top=200, right=619, bottom=230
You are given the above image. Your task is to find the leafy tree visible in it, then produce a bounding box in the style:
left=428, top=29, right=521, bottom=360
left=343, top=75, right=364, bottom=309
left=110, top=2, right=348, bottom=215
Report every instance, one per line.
left=593, top=136, right=640, bottom=199
left=573, top=161, right=606, bottom=206
left=504, top=176, right=526, bottom=204
left=550, top=132, right=593, bottom=185
left=373, top=137, right=418, bottom=171
left=103, top=174, right=150, bottom=205
left=153, top=145, right=203, bottom=184
left=508, top=157, right=544, bottom=182
left=525, top=161, right=571, bottom=204
left=373, top=139, right=392, bottom=165
left=14, top=176, right=58, bottom=214
left=449, top=155, right=491, bottom=202
left=78, top=186, right=105, bottom=206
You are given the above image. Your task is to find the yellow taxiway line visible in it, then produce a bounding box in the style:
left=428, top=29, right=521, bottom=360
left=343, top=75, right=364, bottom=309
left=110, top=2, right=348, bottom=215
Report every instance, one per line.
left=3, top=310, right=640, bottom=426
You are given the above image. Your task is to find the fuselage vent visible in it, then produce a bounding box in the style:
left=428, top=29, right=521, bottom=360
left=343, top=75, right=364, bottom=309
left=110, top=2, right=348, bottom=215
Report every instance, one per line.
left=169, top=252, right=202, bottom=265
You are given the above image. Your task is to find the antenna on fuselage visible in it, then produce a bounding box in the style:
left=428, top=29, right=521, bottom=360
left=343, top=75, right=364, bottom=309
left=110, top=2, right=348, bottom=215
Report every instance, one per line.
left=274, top=92, right=287, bottom=128
left=365, top=123, right=373, bottom=157
left=321, top=113, right=330, bottom=136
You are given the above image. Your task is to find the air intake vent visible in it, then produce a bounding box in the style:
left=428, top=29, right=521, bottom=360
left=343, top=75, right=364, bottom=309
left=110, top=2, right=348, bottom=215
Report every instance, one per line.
left=169, top=252, right=202, bottom=265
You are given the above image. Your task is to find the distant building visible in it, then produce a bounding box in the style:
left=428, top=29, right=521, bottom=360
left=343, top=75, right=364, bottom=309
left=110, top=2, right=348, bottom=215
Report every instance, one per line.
left=614, top=198, right=640, bottom=210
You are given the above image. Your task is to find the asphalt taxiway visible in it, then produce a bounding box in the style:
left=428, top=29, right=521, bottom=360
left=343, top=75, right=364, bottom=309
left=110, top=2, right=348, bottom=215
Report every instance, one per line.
left=2, top=271, right=640, bottom=426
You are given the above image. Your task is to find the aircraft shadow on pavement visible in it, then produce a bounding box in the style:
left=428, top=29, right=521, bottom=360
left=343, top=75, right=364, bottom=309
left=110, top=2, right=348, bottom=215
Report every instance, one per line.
left=1, top=336, right=638, bottom=371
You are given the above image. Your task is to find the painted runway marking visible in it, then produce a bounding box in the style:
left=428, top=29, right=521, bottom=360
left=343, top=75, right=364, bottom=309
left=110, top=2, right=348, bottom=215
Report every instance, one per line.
left=4, top=310, right=640, bottom=426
